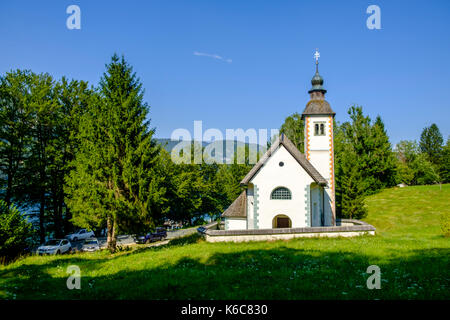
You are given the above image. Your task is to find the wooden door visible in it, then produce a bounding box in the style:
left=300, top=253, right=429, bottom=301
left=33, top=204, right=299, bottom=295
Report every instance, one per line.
left=277, top=217, right=290, bottom=228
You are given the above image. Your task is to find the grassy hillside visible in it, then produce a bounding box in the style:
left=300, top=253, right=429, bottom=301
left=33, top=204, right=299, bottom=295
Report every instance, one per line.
left=1, top=185, right=449, bottom=300
left=365, top=184, right=449, bottom=239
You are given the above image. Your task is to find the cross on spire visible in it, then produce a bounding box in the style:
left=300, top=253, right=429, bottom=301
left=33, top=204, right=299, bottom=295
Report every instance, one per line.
left=308, top=49, right=326, bottom=95
left=314, top=49, right=320, bottom=65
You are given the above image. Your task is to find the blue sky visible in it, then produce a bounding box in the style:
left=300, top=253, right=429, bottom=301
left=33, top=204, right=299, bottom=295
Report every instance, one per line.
left=1, top=0, right=449, bottom=145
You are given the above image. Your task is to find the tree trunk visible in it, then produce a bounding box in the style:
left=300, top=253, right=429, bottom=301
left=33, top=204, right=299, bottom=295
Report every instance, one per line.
left=6, top=168, right=12, bottom=208
left=6, top=151, right=14, bottom=207
left=39, top=190, right=45, bottom=244
left=64, top=204, right=72, bottom=235
left=107, top=215, right=117, bottom=252
left=53, top=187, right=63, bottom=238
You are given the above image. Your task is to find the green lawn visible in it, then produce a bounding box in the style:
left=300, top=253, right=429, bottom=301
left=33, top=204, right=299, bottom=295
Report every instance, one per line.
left=1, top=185, right=449, bottom=300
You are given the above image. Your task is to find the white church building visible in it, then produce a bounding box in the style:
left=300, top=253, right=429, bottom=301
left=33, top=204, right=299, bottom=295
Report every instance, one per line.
left=199, top=51, right=375, bottom=241
left=222, top=53, right=336, bottom=231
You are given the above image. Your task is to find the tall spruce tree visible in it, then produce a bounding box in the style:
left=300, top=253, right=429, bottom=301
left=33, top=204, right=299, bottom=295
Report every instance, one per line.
left=339, top=106, right=396, bottom=194
left=0, top=70, right=33, bottom=208
left=25, top=72, right=58, bottom=243
left=419, top=123, right=444, bottom=165
left=49, top=78, right=91, bottom=236
left=337, top=147, right=368, bottom=219
left=335, top=106, right=396, bottom=217
left=66, top=54, right=164, bottom=251
left=370, top=116, right=397, bottom=189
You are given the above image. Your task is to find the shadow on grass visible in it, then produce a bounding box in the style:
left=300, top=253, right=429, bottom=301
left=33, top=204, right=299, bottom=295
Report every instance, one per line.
left=1, top=244, right=448, bottom=300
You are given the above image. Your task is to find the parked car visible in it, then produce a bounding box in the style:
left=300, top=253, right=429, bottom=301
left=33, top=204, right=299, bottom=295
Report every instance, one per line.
left=81, top=238, right=100, bottom=252
left=135, top=227, right=167, bottom=244
left=197, top=226, right=206, bottom=234
left=37, top=239, right=72, bottom=255
left=65, top=229, right=95, bottom=242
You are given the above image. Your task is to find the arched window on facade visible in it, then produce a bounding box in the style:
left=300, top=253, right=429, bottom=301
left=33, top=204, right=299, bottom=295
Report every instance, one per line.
left=270, top=187, right=292, bottom=200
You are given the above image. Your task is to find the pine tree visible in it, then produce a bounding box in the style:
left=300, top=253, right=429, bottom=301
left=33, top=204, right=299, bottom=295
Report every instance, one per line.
left=419, top=123, right=444, bottom=165
left=335, top=106, right=396, bottom=217
left=341, top=106, right=373, bottom=192
left=370, top=116, right=397, bottom=189
left=23, top=72, right=58, bottom=243
left=49, top=78, right=91, bottom=236
left=339, top=152, right=368, bottom=219
left=0, top=200, right=33, bottom=260
left=0, top=70, right=33, bottom=208
left=339, top=106, right=397, bottom=194
left=66, top=54, right=164, bottom=251
left=334, top=124, right=367, bottom=219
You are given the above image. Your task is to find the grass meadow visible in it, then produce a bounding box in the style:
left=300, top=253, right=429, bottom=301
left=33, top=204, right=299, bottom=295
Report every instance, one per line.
left=1, top=184, right=449, bottom=300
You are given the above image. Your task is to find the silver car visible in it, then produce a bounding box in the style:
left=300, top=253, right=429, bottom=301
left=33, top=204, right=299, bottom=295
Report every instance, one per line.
left=66, top=229, right=95, bottom=242
left=81, top=238, right=100, bottom=252
left=37, top=239, right=72, bottom=255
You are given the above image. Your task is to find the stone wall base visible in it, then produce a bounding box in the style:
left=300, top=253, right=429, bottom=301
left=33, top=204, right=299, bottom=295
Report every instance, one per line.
left=199, top=219, right=376, bottom=243
left=205, top=230, right=374, bottom=242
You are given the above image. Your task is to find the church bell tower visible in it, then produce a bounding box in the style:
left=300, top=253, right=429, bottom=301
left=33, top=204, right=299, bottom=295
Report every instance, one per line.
left=301, top=49, right=336, bottom=225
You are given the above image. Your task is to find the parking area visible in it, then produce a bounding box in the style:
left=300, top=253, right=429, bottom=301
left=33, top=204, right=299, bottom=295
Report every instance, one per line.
left=34, top=223, right=213, bottom=254
left=69, top=234, right=135, bottom=252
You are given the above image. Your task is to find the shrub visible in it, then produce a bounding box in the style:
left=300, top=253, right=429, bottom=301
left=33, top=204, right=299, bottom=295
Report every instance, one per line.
left=168, top=233, right=202, bottom=247
left=0, top=200, right=34, bottom=262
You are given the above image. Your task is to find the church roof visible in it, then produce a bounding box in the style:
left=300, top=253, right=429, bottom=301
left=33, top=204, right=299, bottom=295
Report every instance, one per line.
left=221, top=190, right=247, bottom=218
left=240, top=134, right=328, bottom=186
left=301, top=99, right=335, bottom=118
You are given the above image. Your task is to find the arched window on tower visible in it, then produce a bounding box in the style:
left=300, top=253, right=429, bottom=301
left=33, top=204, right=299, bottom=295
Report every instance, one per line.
left=271, top=187, right=292, bottom=200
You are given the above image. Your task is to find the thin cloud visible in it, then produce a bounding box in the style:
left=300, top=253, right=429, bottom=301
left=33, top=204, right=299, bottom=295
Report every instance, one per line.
left=194, top=51, right=232, bottom=63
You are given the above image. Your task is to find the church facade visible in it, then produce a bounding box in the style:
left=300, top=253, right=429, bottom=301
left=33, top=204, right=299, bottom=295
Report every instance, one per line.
left=222, top=55, right=336, bottom=230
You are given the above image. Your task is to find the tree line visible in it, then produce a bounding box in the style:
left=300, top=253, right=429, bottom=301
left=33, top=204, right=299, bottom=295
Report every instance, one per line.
left=1, top=54, right=449, bottom=255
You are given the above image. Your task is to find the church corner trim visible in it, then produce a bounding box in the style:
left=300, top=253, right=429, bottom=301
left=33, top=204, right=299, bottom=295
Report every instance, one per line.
left=305, top=185, right=311, bottom=227
left=328, top=115, right=336, bottom=224
left=253, top=185, right=259, bottom=229
left=305, top=117, right=311, bottom=160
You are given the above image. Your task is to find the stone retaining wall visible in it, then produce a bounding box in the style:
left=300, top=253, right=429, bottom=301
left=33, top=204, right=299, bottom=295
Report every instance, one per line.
left=199, top=219, right=375, bottom=242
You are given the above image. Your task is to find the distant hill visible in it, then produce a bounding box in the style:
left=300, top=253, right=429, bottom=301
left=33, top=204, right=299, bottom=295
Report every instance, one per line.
left=155, top=138, right=266, bottom=163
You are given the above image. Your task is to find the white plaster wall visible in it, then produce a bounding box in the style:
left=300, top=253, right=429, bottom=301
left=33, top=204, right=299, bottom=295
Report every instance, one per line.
left=306, top=115, right=331, bottom=152
left=225, top=218, right=247, bottom=230
left=309, top=151, right=330, bottom=180
left=250, top=145, right=315, bottom=229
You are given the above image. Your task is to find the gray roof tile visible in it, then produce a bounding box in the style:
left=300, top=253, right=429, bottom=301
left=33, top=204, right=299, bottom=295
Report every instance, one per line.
left=301, top=99, right=335, bottom=118
left=221, top=191, right=247, bottom=218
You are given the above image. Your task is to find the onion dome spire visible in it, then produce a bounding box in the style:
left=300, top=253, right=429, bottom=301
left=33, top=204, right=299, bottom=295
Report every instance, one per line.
left=301, top=49, right=335, bottom=119
left=308, top=49, right=327, bottom=94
